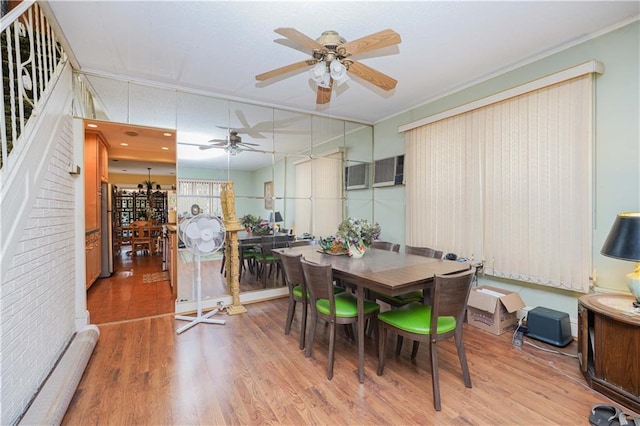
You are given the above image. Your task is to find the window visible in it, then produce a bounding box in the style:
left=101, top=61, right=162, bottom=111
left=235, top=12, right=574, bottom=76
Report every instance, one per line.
left=177, top=179, right=225, bottom=218
left=403, top=65, right=598, bottom=293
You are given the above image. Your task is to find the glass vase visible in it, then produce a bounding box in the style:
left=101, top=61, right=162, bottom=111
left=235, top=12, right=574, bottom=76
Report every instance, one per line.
left=348, top=242, right=367, bottom=258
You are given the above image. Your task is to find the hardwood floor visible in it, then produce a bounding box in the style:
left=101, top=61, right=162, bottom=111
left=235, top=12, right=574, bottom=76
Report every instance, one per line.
left=87, top=249, right=175, bottom=323
left=87, top=247, right=269, bottom=324
left=64, top=297, right=633, bottom=425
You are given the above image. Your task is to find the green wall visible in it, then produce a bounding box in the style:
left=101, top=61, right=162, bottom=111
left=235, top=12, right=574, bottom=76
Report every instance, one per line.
left=372, top=21, right=640, bottom=318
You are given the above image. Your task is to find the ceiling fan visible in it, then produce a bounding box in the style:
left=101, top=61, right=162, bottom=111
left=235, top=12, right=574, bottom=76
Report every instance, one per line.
left=200, top=131, right=259, bottom=155
left=256, top=28, right=401, bottom=104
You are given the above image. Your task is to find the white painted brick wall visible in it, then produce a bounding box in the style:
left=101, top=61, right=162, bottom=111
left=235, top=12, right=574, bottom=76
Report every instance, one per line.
left=1, top=117, right=77, bottom=425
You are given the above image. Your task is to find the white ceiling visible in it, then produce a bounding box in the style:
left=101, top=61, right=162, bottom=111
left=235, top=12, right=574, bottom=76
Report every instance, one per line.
left=47, top=1, right=639, bottom=125
left=50, top=1, right=640, bottom=123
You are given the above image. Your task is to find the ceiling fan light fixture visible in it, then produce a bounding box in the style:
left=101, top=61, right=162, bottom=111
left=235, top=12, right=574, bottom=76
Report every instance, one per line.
left=310, top=62, right=331, bottom=88
left=258, top=27, right=401, bottom=104
left=330, top=60, right=349, bottom=86
left=225, top=145, right=240, bottom=156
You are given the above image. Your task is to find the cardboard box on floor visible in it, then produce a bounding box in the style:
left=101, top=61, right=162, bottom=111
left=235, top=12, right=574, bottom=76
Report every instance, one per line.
left=466, top=286, right=526, bottom=335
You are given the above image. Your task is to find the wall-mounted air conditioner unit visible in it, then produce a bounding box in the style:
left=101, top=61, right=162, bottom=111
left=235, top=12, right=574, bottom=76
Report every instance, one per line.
left=373, top=155, right=404, bottom=187
left=345, top=162, right=369, bottom=190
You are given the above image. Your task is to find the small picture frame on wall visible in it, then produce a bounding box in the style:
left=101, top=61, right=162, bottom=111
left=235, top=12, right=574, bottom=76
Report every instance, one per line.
left=264, top=181, right=273, bottom=209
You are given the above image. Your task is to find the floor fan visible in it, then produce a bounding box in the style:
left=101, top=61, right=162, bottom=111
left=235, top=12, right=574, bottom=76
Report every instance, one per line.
left=175, top=214, right=226, bottom=334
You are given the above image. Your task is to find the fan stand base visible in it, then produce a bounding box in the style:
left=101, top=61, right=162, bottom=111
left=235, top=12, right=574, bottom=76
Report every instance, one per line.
left=175, top=308, right=226, bottom=334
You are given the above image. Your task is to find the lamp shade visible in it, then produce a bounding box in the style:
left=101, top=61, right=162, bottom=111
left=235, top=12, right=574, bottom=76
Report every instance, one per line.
left=269, top=211, right=283, bottom=223
left=330, top=60, right=349, bottom=86
left=601, top=212, right=640, bottom=261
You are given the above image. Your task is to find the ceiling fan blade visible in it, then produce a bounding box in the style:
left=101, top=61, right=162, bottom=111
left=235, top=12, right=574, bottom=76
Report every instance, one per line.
left=339, top=29, right=401, bottom=57
left=316, top=85, right=332, bottom=104
left=347, top=61, right=397, bottom=91
left=239, top=141, right=260, bottom=147
left=256, top=60, right=313, bottom=81
left=232, top=111, right=266, bottom=139
left=274, top=27, right=325, bottom=52
left=234, top=110, right=252, bottom=129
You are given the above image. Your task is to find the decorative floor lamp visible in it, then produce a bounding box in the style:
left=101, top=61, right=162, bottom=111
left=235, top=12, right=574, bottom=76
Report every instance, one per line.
left=220, top=181, right=247, bottom=315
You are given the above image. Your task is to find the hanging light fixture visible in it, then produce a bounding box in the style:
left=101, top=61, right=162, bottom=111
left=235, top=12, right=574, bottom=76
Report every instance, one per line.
left=330, top=60, right=349, bottom=86
left=225, top=145, right=240, bottom=156
left=309, top=62, right=331, bottom=88
left=146, top=167, right=152, bottom=196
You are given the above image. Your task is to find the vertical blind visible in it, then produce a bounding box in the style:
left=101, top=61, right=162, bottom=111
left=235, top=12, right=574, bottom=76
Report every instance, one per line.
left=295, top=151, right=343, bottom=238
left=405, top=74, right=593, bottom=292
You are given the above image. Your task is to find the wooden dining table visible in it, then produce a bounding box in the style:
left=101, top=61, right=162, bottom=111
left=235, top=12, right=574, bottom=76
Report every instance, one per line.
left=273, top=245, right=471, bottom=383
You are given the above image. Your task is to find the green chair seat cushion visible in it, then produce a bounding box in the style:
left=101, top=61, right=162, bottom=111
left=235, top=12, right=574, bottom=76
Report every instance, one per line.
left=293, top=284, right=304, bottom=298
left=378, top=290, right=423, bottom=305
left=378, top=302, right=456, bottom=335
left=316, top=292, right=379, bottom=317
left=254, top=253, right=276, bottom=262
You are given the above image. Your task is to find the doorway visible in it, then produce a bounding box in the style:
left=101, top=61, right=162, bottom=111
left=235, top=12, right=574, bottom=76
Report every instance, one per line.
left=83, top=119, right=176, bottom=323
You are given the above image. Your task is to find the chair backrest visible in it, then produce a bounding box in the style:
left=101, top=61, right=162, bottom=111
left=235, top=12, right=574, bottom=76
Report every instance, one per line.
left=371, top=240, right=400, bottom=252
left=130, top=221, right=152, bottom=239
left=430, top=267, right=475, bottom=331
left=261, top=235, right=292, bottom=248
left=406, top=245, right=443, bottom=259
left=289, top=239, right=317, bottom=248
left=300, top=258, right=335, bottom=306
left=279, top=252, right=305, bottom=298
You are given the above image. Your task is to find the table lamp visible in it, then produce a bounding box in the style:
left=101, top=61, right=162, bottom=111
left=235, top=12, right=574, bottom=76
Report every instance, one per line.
left=601, top=212, right=640, bottom=306
left=269, top=211, right=283, bottom=232
left=269, top=211, right=283, bottom=224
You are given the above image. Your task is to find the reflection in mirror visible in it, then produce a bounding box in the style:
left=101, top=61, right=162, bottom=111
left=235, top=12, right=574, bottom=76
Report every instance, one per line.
left=344, top=124, right=373, bottom=221
left=74, top=71, right=373, bottom=310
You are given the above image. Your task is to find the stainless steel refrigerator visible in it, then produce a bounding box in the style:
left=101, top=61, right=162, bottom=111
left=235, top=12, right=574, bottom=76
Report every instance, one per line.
left=100, top=183, right=114, bottom=277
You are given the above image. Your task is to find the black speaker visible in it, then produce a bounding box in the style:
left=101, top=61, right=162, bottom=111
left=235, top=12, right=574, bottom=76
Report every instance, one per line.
left=526, top=306, right=572, bottom=347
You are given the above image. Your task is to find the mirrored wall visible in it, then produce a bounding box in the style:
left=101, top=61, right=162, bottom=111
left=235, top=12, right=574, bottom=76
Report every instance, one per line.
left=75, top=72, right=373, bottom=308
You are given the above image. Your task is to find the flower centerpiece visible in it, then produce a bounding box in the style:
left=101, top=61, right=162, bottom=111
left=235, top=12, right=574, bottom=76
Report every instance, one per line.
left=239, top=214, right=273, bottom=234
left=336, top=217, right=381, bottom=258
left=240, top=214, right=260, bottom=231
left=251, top=218, right=273, bottom=235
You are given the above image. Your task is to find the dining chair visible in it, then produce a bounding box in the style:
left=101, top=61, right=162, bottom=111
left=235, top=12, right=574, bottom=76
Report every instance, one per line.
left=254, top=236, right=291, bottom=287
left=288, top=239, right=317, bottom=248
left=279, top=252, right=308, bottom=350
left=377, top=267, right=475, bottom=411
left=280, top=248, right=345, bottom=350
left=220, top=240, right=260, bottom=279
left=389, top=244, right=445, bottom=354
left=300, top=258, right=380, bottom=380
left=130, top=221, right=153, bottom=256
left=371, top=240, right=400, bottom=252
left=405, top=245, right=443, bottom=259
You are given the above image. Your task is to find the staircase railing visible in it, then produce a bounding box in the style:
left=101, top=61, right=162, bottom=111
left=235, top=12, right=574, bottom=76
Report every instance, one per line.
left=1, top=0, right=67, bottom=172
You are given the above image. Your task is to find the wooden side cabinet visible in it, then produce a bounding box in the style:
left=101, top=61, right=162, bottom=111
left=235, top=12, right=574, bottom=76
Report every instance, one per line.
left=578, top=294, right=640, bottom=413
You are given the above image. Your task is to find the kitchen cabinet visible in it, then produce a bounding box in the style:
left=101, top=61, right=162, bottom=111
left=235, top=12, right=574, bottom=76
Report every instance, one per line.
left=84, top=130, right=109, bottom=288
left=84, top=130, right=109, bottom=231
left=85, top=230, right=101, bottom=288
left=99, top=140, right=108, bottom=183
